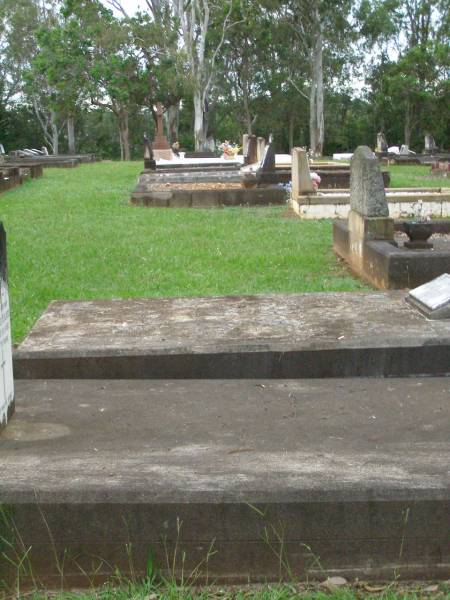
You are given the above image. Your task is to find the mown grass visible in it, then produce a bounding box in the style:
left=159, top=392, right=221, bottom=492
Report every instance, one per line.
left=1, top=161, right=445, bottom=343
left=0, top=161, right=367, bottom=343
left=388, top=164, right=449, bottom=188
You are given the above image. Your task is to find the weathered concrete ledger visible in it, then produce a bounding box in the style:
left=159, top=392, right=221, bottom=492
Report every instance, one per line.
left=1, top=378, right=448, bottom=585
left=14, top=292, right=450, bottom=379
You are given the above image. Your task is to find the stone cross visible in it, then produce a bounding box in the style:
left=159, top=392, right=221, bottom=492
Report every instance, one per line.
left=350, top=146, right=388, bottom=217
left=0, top=223, right=14, bottom=430
left=155, top=102, right=164, bottom=137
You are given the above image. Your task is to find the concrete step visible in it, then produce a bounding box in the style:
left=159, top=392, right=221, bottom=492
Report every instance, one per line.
left=1, top=378, right=449, bottom=586
left=14, top=292, right=450, bottom=379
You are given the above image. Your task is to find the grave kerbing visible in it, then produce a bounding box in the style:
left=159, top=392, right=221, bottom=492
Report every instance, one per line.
left=0, top=223, right=14, bottom=429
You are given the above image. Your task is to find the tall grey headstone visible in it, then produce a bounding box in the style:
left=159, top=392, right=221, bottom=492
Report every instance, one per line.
left=292, top=148, right=314, bottom=196
left=244, top=135, right=257, bottom=166
left=259, top=138, right=275, bottom=172
left=0, top=224, right=14, bottom=429
left=350, top=146, right=388, bottom=217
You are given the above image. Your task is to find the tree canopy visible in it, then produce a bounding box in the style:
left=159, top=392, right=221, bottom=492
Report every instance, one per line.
left=0, top=0, right=448, bottom=157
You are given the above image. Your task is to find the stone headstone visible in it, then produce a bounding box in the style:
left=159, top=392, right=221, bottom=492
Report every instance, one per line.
left=244, top=135, right=257, bottom=165
left=41, top=146, right=49, bottom=156
left=0, top=144, right=5, bottom=155
left=152, top=102, right=172, bottom=159
left=424, top=134, right=437, bottom=154
left=143, top=135, right=156, bottom=171
left=256, top=137, right=266, bottom=163
left=292, top=148, right=314, bottom=195
left=407, top=274, right=450, bottom=319
left=350, top=146, right=388, bottom=217
left=242, top=134, right=249, bottom=156
left=376, top=132, right=388, bottom=153
left=0, top=224, right=14, bottom=429
left=259, top=137, right=275, bottom=172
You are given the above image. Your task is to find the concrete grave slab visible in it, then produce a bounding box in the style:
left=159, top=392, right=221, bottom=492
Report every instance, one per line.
left=0, top=377, right=449, bottom=585
left=14, top=292, right=450, bottom=379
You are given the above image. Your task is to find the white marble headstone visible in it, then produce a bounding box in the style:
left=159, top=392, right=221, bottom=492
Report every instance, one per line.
left=406, top=273, right=450, bottom=319
left=0, top=224, right=14, bottom=427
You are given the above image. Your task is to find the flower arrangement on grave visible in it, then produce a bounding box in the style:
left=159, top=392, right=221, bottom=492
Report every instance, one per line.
left=311, top=172, right=321, bottom=191
left=218, top=141, right=241, bottom=159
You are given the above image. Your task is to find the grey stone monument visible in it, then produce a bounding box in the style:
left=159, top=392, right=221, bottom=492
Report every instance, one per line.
left=244, top=135, right=257, bottom=166
left=424, top=134, right=438, bottom=154
left=256, top=137, right=266, bottom=163
left=348, top=146, right=394, bottom=270
left=143, top=134, right=156, bottom=171
left=292, top=147, right=314, bottom=196
left=0, top=224, right=14, bottom=430
left=376, top=132, right=388, bottom=153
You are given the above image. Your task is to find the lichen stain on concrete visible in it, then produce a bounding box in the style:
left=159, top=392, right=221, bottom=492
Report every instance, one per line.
left=1, top=420, right=71, bottom=441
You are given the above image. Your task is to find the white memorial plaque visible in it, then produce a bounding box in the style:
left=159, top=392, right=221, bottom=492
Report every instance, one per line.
left=0, top=225, right=14, bottom=428
left=406, top=273, right=450, bottom=319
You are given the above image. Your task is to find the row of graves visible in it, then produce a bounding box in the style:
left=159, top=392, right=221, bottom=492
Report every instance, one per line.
left=0, top=144, right=44, bottom=194
left=0, top=143, right=100, bottom=194
left=1, top=143, right=450, bottom=585
left=131, top=103, right=374, bottom=208
left=373, top=132, right=450, bottom=168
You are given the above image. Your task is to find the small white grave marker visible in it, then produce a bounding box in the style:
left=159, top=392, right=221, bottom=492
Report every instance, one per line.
left=0, top=224, right=14, bottom=428
left=406, top=273, right=450, bottom=319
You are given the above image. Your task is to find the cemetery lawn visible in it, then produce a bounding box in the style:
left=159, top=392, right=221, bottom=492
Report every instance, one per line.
left=1, top=161, right=369, bottom=343
left=1, top=161, right=441, bottom=343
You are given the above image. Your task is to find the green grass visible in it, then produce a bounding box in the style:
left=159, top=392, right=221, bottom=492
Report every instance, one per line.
left=11, top=581, right=450, bottom=600
left=0, top=161, right=368, bottom=343
left=387, top=164, right=449, bottom=188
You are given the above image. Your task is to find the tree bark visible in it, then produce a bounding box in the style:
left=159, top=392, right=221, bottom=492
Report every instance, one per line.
left=50, top=109, right=59, bottom=155
left=118, top=111, right=130, bottom=161
left=289, top=112, right=295, bottom=153
left=167, top=102, right=179, bottom=144
left=193, top=91, right=207, bottom=151
left=309, top=5, right=324, bottom=156
left=67, top=116, right=76, bottom=154
left=404, top=99, right=412, bottom=147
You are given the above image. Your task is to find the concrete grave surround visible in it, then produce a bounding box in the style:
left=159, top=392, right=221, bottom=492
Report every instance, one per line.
left=1, top=377, right=449, bottom=585
left=13, top=292, right=450, bottom=379
left=0, top=224, right=14, bottom=429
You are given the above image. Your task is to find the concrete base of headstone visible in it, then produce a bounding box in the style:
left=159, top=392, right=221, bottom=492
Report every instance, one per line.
left=1, top=377, right=449, bottom=586
left=13, top=292, right=450, bottom=379
left=291, top=187, right=450, bottom=219
left=153, top=149, right=175, bottom=161
left=130, top=186, right=286, bottom=208
left=334, top=219, right=450, bottom=289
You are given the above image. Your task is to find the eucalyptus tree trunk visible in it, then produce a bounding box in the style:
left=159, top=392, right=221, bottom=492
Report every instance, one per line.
left=118, top=110, right=130, bottom=161
left=67, top=116, right=76, bottom=154
left=50, top=109, right=59, bottom=155
left=167, top=102, right=180, bottom=144
left=309, top=9, right=324, bottom=157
